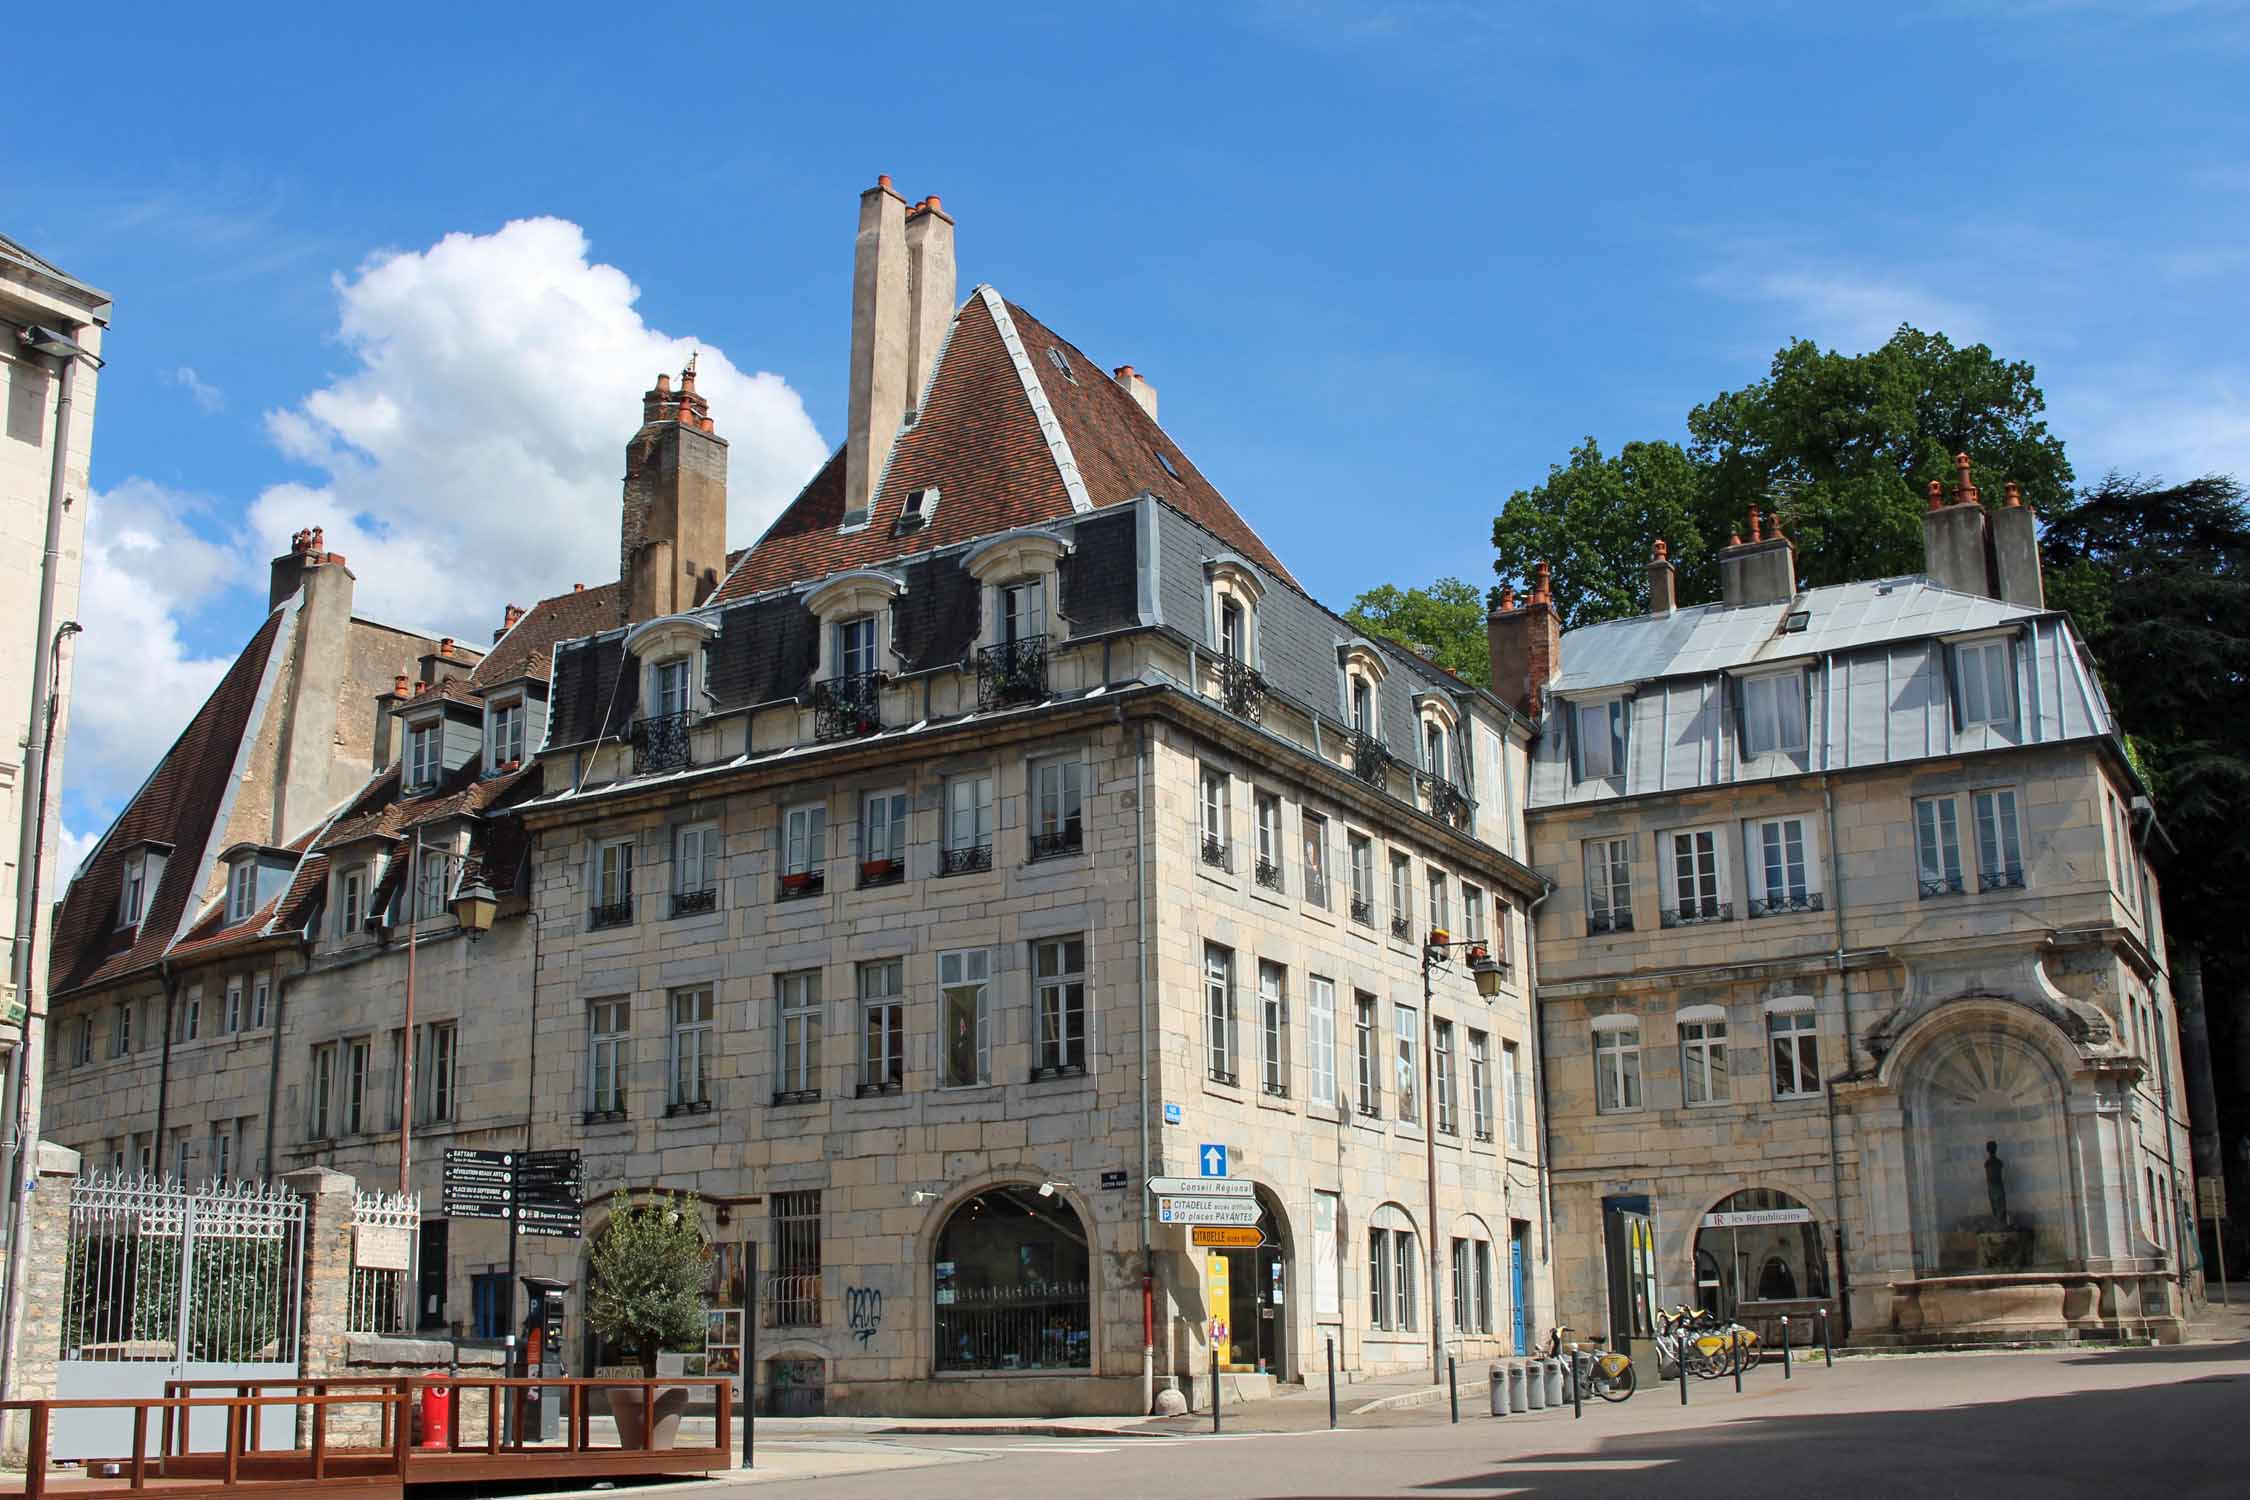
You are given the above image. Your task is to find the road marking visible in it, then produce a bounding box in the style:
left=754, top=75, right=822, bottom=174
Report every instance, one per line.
left=1500, top=1459, right=1670, bottom=1471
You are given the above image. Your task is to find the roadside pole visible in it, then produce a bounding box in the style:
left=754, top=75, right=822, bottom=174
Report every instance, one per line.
left=744, top=1242, right=758, bottom=1470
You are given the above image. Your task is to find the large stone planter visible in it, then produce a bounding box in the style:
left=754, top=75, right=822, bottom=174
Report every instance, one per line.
left=608, top=1386, right=692, bottom=1450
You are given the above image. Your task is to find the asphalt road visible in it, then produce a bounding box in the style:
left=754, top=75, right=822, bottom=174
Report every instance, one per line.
left=766, top=1338, right=2249, bottom=1498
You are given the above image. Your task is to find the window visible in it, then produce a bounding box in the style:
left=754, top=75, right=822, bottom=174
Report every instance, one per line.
left=406, top=723, right=439, bottom=789
left=1395, top=1231, right=1420, bottom=1332
left=1574, top=698, right=1627, bottom=780
left=339, top=869, right=364, bottom=937
left=781, top=803, right=827, bottom=896
left=1680, top=1013, right=1730, bottom=1106
left=1769, top=1003, right=1820, bottom=1099
left=488, top=698, right=525, bottom=767
left=173, top=1134, right=191, bottom=1183
left=207, top=1125, right=230, bottom=1183
left=1001, top=578, right=1046, bottom=643
left=776, top=971, right=821, bottom=1100
left=1740, top=671, right=1807, bottom=756
left=1974, top=789, right=2025, bottom=890
left=1348, top=834, right=1375, bottom=925
left=1665, top=829, right=1726, bottom=923
left=835, top=616, right=877, bottom=679
left=1462, top=883, right=1486, bottom=944
left=178, top=987, right=201, bottom=1044
left=1301, top=813, right=1331, bottom=907
left=771, top=1190, right=823, bottom=1328
left=1354, top=993, right=1381, bottom=1115
left=860, top=789, right=908, bottom=883
left=1474, top=1239, right=1495, bottom=1333
left=668, top=986, right=714, bottom=1110
left=111, top=1001, right=132, bottom=1059
left=1748, top=817, right=1817, bottom=916
left=223, top=978, right=244, bottom=1034
left=1593, top=1019, right=1642, bottom=1113
left=1915, top=796, right=1964, bottom=897
left=1500, top=1038, right=1524, bottom=1147
left=1453, top=1238, right=1487, bottom=1335
left=119, top=852, right=149, bottom=928
left=1424, top=720, right=1449, bottom=778
left=309, top=1043, right=336, bottom=1137
left=1205, top=944, right=1239, bottom=1084
left=943, top=774, right=994, bottom=874
left=588, top=998, right=630, bottom=1115
left=1308, top=976, right=1338, bottom=1107
left=653, top=657, right=692, bottom=718
left=252, top=974, right=270, bottom=1029
left=227, top=861, right=257, bottom=924
left=344, top=1038, right=371, bottom=1133
left=1394, top=1004, right=1420, bottom=1124
left=592, top=837, right=634, bottom=924
left=1953, top=638, right=2013, bottom=728
left=858, top=960, right=905, bottom=1094
left=1585, top=837, right=1633, bottom=934
left=1433, top=1020, right=1457, bottom=1134
left=1389, top=853, right=1413, bottom=940
left=1369, top=1217, right=1419, bottom=1333
left=1427, top=870, right=1450, bottom=937
left=1469, top=1031, right=1493, bottom=1142
left=1220, top=598, right=1248, bottom=661
left=70, top=1014, right=92, bottom=1067
left=1350, top=677, right=1375, bottom=735
left=1252, top=791, right=1282, bottom=890
left=414, top=853, right=448, bottom=921
left=1034, top=937, right=1088, bottom=1077
left=424, top=1022, right=457, bottom=1122
left=1369, top=1226, right=1392, bottom=1330
left=1031, top=757, right=1086, bottom=858
left=1199, top=769, right=1231, bottom=869
left=1257, top=961, right=1289, bottom=1097
left=940, top=949, right=991, bottom=1087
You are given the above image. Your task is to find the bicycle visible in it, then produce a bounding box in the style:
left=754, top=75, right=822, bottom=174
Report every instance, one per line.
left=1659, top=1305, right=1759, bottom=1378
left=1545, top=1324, right=1636, bottom=1402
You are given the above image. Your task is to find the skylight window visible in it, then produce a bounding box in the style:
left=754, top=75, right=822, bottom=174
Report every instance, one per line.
left=1044, top=346, right=1075, bottom=384
left=1155, top=449, right=1181, bottom=481
left=1782, top=610, right=1811, bottom=634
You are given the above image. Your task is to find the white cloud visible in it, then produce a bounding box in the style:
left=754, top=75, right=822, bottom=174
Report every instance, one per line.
left=2055, top=370, right=2250, bottom=487
left=249, top=216, right=829, bottom=633
left=170, top=366, right=224, bottom=413
left=1702, top=263, right=1989, bottom=351
left=55, top=824, right=102, bottom=886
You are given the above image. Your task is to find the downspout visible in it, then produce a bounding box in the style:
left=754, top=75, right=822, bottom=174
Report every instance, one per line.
left=1524, top=879, right=1557, bottom=1292
left=1821, top=766, right=1853, bottom=1339
left=1132, top=713, right=1155, bottom=1415
left=262, top=950, right=308, bottom=1179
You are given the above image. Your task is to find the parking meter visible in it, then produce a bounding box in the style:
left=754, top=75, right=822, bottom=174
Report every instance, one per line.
left=517, top=1276, right=570, bottom=1440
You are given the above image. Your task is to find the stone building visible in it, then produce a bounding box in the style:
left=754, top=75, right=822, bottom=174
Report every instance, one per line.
left=40, top=180, right=1553, bottom=1414
left=1512, top=477, right=2197, bottom=1351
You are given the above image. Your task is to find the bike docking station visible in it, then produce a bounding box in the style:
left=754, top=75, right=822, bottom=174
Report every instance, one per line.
left=1497, top=1303, right=1837, bottom=1424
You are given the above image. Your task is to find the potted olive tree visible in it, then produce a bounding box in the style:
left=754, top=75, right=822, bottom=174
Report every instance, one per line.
left=586, top=1193, right=708, bottom=1449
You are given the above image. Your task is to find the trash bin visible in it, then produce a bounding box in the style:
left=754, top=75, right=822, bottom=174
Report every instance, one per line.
left=1544, top=1359, right=1564, bottom=1407
left=1506, top=1361, right=1527, bottom=1412
left=1489, top=1364, right=1508, bottom=1417
left=1524, top=1361, right=1545, bottom=1410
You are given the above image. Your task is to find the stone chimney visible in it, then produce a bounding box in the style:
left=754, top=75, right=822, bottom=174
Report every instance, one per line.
left=1990, top=479, right=2044, bottom=607
left=1717, top=506, right=1798, bottom=607
left=1486, top=562, right=1564, bottom=719
left=1923, top=453, right=1994, bottom=597
left=904, top=194, right=956, bottom=417
left=1113, top=365, right=1159, bottom=423
left=620, top=357, right=730, bottom=626
left=268, top=526, right=349, bottom=611
left=1647, top=538, right=1677, bottom=615
left=845, top=176, right=913, bottom=527
left=493, top=603, right=525, bottom=644
left=265, top=526, right=358, bottom=843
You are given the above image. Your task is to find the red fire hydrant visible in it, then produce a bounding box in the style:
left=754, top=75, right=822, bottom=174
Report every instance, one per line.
left=419, top=1379, right=452, bottom=1449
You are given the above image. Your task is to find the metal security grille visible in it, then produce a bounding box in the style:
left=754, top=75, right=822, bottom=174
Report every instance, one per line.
left=767, top=1191, right=822, bottom=1327
left=347, top=1188, right=421, bottom=1334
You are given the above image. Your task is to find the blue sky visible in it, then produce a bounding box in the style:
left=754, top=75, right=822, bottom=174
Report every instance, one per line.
left=9, top=1, right=2247, bottom=855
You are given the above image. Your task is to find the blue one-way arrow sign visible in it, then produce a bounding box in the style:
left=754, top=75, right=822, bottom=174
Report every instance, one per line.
left=1200, top=1143, right=1228, bottom=1178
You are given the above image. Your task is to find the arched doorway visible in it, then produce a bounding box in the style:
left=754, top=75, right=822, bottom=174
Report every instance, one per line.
left=932, top=1186, right=1090, bottom=1373
left=1214, top=1189, right=1291, bottom=1375
left=1692, top=1188, right=1829, bottom=1322
left=1899, top=1024, right=2077, bottom=1272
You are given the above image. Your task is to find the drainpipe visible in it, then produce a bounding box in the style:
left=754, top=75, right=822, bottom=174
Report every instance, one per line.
left=1820, top=770, right=1853, bottom=1338
left=1523, top=878, right=1557, bottom=1286
left=262, top=954, right=304, bottom=1179
left=1132, top=714, right=1154, bottom=1414
left=1419, top=951, right=1442, bottom=1383
left=154, top=964, right=178, bottom=1165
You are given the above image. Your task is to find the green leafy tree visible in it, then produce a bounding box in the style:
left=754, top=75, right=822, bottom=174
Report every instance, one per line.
left=586, top=1193, right=709, bottom=1375
left=1344, top=577, right=1492, bottom=685
left=1491, top=438, right=1706, bottom=628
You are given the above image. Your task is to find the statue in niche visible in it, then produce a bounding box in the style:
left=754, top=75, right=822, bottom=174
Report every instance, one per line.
left=1985, top=1141, right=2010, bottom=1226
left=1972, top=1139, right=2034, bottom=1271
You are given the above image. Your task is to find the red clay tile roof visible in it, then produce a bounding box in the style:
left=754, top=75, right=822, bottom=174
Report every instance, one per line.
left=472, top=581, right=625, bottom=688
left=49, top=611, right=287, bottom=998
left=713, top=289, right=1295, bottom=601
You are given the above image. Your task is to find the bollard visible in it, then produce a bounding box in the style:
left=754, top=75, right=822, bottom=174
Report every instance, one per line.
left=1781, top=1316, right=1792, bottom=1380
left=1449, top=1356, right=1459, bottom=1424
left=1820, top=1307, right=1833, bottom=1368
left=1327, top=1338, right=1337, bottom=1430
left=1212, top=1344, right=1222, bottom=1433
left=1523, top=1360, right=1544, bottom=1411
left=1489, top=1364, right=1508, bottom=1418
left=1507, top=1361, right=1527, bottom=1413
left=1732, top=1329, right=1743, bottom=1393
left=1544, top=1358, right=1564, bottom=1408
left=1571, top=1352, right=1584, bottom=1418
left=1678, top=1339, right=1689, bottom=1405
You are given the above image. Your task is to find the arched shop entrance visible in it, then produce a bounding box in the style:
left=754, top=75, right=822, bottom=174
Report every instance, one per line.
left=1213, top=1189, right=1292, bottom=1375
left=933, top=1186, right=1091, bottom=1373
left=1693, top=1188, right=1830, bottom=1324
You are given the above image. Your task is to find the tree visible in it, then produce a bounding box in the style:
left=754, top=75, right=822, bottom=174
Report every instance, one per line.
left=586, top=1193, right=709, bottom=1376
left=1492, top=326, right=2074, bottom=623
left=1344, top=577, right=1492, bottom=685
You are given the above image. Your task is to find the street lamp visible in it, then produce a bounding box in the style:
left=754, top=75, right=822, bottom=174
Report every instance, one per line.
left=1416, top=928, right=1507, bottom=1382
left=450, top=877, right=498, bottom=936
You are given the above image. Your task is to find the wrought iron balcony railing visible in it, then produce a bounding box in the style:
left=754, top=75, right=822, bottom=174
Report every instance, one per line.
left=670, top=887, right=717, bottom=919
left=1747, top=891, right=1825, bottom=919
left=1217, top=655, right=1267, bottom=722
left=588, top=899, right=633, bottom=930
left=1980, top=867, right=2026, bottom=892
left=1350, top=896, right=1375, bottom=927
left=1254, top=855, right=1284, bottom=893
left=941, top=843, right=993, bottom=877
left=978, top=636, right=1049, bottom=710
left=1587, top=909, right=1633, bottom=935
left=1029, top=825, right=1084, bottom=862
left=1348, top=732, right=1394, bottom=786
left=1919, top=873, right=1966, bottom=898
left=1419, top=771, right=1473, bottom=829
left=810, top=671, right=886, bottom=741
left=631, top=711, right=695, bottom=775
left=1389, top=914, right=1413, bottom=941
left=1660, top=900, right=1733, bottom=928
left=1200, top=835, right=1233, bottom=872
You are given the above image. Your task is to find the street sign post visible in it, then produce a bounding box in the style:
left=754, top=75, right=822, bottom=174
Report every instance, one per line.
left=1147, top=1176, right=1253, bottom=1198
left=1191, top=1226, right=1265, bottom=1249
left=1159, top=1196, right=1261, bottom=1227
left=1199, top=1144, right=1228, bottom=1177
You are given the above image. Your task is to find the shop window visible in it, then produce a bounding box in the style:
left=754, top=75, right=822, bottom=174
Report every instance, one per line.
left=934, top=1188, right=1091, bottom=1371
left=1693, top=1188, right=1829, bottom=1322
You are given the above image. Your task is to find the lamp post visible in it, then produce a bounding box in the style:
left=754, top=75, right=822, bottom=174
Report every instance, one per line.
left=1419, top=930, right=1506, bottom=1382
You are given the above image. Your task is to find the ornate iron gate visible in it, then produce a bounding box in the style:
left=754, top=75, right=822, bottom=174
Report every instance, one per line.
left=55, top=1174, right=305, bottom=1458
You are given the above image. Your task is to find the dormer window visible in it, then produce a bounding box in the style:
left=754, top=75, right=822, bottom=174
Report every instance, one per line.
left=835, top=617, right=878, bottom=680
left=895, top=487, right=939, bottom=535
left=1339, top=641, right=1389, bottom=748
left=1424, top=721, right=1448, bottom=778
left=1739, top=670, right=1808, bottom=757
left=1001, top=579, right=1046, bottom=645
left=1572, top=697, right=1629, bottom=782
left=486, top=697, right=526, bottom=769
left=119, top=853, right=150, bottom=929
left=1221, top=599, right=1247, bottom=662
left=337, top=867, right=365, bottom=937
left=1951, top=637, right=2015, bottom=729
left=226, top=860, right=257, bottom=925
left=405, top=722, right=440, bottom=791
left=1352, top=679, right=1374, bottom=734
left=653, top=658, right=692, bottom=719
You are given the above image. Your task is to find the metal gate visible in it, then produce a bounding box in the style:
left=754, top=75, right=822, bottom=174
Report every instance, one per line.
left=55, top=1174, right=305, bottom=1459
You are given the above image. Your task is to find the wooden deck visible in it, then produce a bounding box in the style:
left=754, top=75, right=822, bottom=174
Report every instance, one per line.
left=2, top=1377, right=734, bottom=1500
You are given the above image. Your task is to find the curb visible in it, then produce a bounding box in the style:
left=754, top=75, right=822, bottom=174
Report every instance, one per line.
left=1348, top=1384, right=1454, bottom=1415
left=876, top=1421, right=1173, bottom=1438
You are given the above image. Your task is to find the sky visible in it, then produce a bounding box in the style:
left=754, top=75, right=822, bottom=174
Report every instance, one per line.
left=8, top=1, right=2248, bottom=865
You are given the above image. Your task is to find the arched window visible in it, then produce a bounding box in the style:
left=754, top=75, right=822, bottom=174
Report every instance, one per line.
left=933, top=1187, right=1090, bottom=1372
left=1692, top=1188, right=1828, bottom=1321
left=1368, top=1202, right=1419, bottom=1334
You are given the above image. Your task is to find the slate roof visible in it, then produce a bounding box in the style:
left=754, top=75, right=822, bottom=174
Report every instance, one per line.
left=49, top=612, right=287, bottom=997
left=713, top=288, right=1293, bottom=601
left=1549, top=576, right=2053, bottom=697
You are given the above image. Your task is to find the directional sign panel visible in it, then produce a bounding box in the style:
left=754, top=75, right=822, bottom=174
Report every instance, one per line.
left=1158, top=1196, right=1260, bottom=1227
left=1147, top=1176, right=1253, bottom=1198
left=1191, top=1226, right=1265, bottom=1249
left=1199, top=1144, right=1228, bottom=1178
left=445, top=1148, right=512, bottom=1165
left=444, top=1200, right=513, bottom=1222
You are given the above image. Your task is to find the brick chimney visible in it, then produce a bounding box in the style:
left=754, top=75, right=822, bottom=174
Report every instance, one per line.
left=1990, top=479, right=2044, bottom=607
left=904, top=195, right=955, bottom=417
left=620, top=356, right=730, bottom=626
left=1113, top=365, right=1159, bottom=422
left=1487, top=562, right=1564, bottom=719
left=1647, top=538, right=1677, bottom=615
left=267, top=525, right=349, bottom=611
left=1716, top=506, right=1798, bottom=607
left=1922, top=453, right=1994, bottom=597
left=845, top=177, right=955, bottom=527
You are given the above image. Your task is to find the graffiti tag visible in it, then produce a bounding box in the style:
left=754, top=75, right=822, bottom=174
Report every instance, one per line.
left=846, top=1285, right=883, bottom=1348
